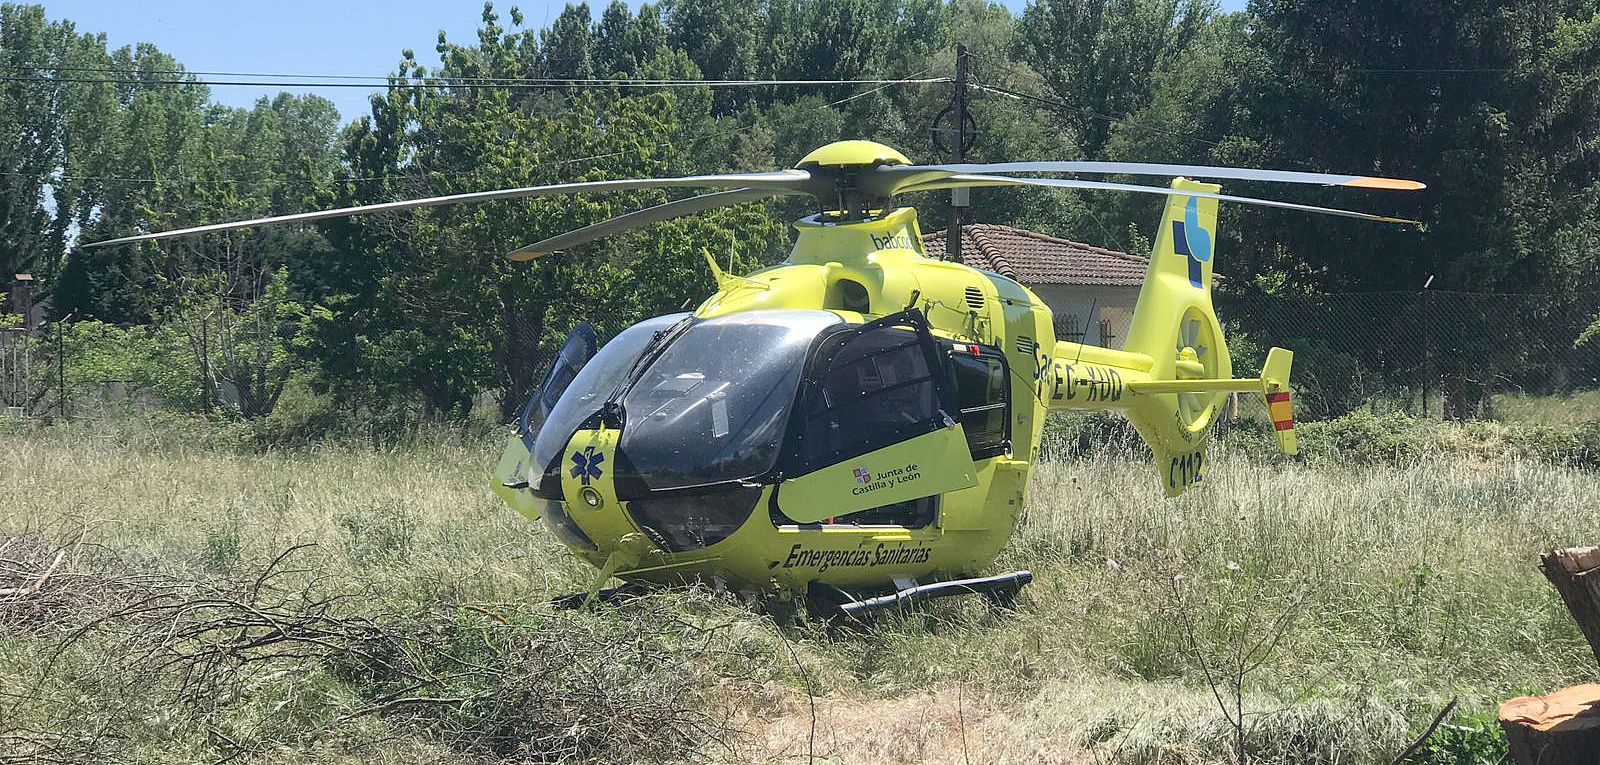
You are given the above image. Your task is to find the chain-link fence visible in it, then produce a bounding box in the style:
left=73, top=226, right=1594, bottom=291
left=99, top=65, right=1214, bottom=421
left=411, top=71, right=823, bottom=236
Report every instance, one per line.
left=1, top=327, right=32, bottom=420
left=0, top=318, right=190, bottom=421
left=1221, top=290, right=1600, bottom=421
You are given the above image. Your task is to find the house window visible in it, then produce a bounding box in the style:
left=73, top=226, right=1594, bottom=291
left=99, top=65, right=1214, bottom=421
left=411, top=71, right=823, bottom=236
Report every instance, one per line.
left=951, top=347, right=1009, bottom=459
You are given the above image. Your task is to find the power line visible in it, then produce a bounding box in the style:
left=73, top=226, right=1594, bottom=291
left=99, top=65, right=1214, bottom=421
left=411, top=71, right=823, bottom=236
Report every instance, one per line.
left=0, top=71, right=948, bottom=90
left=1343, top=67, right=1514, bottom=74
left=971, top=80, right=1228, bottom=153
left=7, top=63, right=473, bottom=80
left=970, top=77, right=1338, bottom=173
left=6, top=70, right=922, bottom=194
left=7, top=63, right=953, bottom=87
left=964, top=50, right=1239, bottom=158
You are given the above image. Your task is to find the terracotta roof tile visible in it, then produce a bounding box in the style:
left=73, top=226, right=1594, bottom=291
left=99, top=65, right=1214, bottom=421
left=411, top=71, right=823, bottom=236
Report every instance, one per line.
left=922, top=224, right=1150, bottom=286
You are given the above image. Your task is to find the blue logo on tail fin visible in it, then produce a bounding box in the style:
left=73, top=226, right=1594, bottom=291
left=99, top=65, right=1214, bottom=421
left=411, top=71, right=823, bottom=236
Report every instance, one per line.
left=1171, top=197, right=1213, bottom=289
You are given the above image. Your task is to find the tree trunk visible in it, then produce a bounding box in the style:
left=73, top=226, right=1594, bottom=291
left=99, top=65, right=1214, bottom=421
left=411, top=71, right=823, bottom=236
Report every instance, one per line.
left=1499, top=685, right=1600, bottom=765
left=1542, top=547, right=1600, bottom=667
left=1498, top=548, right=1600, bottom=765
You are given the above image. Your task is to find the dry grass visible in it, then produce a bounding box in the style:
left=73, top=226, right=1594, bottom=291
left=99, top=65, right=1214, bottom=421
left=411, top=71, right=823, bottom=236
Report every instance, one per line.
left=2, top=416, right=1598, bottom=764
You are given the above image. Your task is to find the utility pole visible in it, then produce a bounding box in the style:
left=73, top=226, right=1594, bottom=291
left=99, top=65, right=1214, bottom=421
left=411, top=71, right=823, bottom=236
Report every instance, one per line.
left=1420, top=274, right=1434, bottom=418
left=57, top=319, right=65, bottom=419
left=935, top=44, right=974, bottom=262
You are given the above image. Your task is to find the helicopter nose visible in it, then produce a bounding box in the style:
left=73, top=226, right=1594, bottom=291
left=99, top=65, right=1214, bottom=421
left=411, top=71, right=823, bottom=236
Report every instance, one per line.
left=554, top=428, right=640, bottom=552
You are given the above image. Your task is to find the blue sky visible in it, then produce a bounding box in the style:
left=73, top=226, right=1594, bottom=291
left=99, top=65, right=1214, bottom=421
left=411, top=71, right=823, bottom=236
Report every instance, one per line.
left=41, top=0, right=1249, bottom=123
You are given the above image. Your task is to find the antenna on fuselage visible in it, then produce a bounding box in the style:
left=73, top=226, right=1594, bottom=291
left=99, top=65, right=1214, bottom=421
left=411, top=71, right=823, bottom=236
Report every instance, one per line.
left=1073, top=297, right=1098, bottom=366
left=904, top=289, right=923, bottom=313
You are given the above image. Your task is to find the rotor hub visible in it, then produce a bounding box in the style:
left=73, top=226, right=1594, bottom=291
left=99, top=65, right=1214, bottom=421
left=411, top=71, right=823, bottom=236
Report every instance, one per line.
left=795, top=140, right=911, bottom=170
left=793, top=142, right=912, bottom=221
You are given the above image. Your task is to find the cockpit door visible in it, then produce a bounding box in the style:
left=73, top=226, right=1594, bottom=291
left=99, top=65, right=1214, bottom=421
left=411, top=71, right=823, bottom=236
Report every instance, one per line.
left=776, top=311, right=978, bottom=524
left=518, top=323, right=598, bottom=451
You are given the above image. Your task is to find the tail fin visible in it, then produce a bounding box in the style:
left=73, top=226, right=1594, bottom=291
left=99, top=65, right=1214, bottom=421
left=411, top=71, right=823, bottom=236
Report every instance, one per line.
left=1040, top=178, right=1306, bottom=494
left=1116, top=179, right=1232, bottom=496
left=1125, top=177, right=1222, bottom=355
left=1053, top=178, right=1301, bottom=495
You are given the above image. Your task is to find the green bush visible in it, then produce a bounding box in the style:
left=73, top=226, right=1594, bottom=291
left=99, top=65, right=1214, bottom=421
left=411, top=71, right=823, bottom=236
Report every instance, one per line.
left=249, top=373, right=344, bottom=447
left=1293, top=409, right=1447, bottom=465
left=1420, top=711, right=1508, bottom=765
left=248, top=373, right=502, bottom=450
left=1513, top=419, right=1600, bottom=470
left=55, top=319, right=202, bottom=412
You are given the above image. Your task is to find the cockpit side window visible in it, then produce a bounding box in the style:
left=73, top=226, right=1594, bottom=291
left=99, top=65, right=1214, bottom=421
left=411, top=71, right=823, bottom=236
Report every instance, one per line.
left=792, top=325, right=948, bottom=472
left=950, top=347, right=1010, bottom=459
left=519, top=323, right=597, bottom=452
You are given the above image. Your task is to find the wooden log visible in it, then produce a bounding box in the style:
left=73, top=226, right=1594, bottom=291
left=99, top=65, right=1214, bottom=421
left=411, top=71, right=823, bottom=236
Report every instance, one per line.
left=1499, top=548, right=1600, bottom=764
left=1541, top=546, right=1600, bottom=667
left=1499, top=684, right=1600, bottom=765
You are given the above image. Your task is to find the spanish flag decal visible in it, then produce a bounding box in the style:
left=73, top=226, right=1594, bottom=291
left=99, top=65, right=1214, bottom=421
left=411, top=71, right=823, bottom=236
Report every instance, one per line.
left=1266, top=391, right=1297, bottom=454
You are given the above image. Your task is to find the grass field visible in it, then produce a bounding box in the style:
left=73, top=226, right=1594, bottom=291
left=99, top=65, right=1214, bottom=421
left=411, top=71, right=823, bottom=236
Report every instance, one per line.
left=1494, top=390, right=1600, bottom=426
left=2, top=415, right=1597, bottom=764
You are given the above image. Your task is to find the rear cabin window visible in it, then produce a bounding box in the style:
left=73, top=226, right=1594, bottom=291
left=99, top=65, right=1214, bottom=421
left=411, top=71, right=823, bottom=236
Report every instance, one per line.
left=795, top=327, right=944, bottom=472
left=951, top=348, right=1009, bottom=459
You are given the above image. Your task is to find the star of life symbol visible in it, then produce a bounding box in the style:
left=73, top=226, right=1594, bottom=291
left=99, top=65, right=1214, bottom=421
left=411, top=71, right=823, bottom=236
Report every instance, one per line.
left=570, top=446, right=604, bottom=486
left=853, top=466, right=872, bottom=485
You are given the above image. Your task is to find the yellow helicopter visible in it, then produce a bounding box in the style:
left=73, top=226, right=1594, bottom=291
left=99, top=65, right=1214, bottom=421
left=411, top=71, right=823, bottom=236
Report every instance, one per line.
left=89, top=140, right=1423, bottom=616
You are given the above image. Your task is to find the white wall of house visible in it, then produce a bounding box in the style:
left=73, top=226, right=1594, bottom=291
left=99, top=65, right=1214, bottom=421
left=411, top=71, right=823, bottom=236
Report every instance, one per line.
left=1027, top=284, right=1141, bottom=349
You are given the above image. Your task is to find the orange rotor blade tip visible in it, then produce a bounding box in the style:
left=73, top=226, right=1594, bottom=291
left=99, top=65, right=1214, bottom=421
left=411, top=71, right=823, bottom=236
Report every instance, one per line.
left=1343, top=177, right=1427, bottom=191
left=507, top=249, right=551, bottom=262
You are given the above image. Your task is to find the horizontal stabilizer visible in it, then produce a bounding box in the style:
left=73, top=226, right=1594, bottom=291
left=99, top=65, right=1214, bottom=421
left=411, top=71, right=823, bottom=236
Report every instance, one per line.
left=1124, top=346, right=1296, bottom=456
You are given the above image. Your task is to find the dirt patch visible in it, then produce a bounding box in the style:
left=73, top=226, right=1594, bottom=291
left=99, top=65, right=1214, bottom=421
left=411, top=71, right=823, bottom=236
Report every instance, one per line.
left=738, top=688, right=1093, bottom=765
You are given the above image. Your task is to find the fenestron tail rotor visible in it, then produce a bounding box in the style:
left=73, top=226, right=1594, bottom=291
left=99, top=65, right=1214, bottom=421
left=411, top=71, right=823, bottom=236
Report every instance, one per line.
left=1174, top=311, right=1219, bottom=430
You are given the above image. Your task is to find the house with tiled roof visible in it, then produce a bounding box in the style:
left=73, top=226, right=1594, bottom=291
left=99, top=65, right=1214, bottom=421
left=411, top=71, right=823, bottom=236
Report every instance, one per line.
left=923, top=224, right=1151, bottom=349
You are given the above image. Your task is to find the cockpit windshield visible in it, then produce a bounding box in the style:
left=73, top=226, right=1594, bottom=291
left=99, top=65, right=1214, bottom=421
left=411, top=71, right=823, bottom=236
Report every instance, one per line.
left=528, top=310, right=844, bottom=494
left=618, top=311, right=842, bottom=491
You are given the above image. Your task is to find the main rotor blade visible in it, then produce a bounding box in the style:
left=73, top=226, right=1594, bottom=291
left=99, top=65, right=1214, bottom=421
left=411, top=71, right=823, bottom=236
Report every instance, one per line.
left=507, top=187, right=789, bottom=261
left=898, top=174, right=1422, bottom=225
left=82, top=170, right=815, bottom=248
left=877, top=162, right=1426, bottom=193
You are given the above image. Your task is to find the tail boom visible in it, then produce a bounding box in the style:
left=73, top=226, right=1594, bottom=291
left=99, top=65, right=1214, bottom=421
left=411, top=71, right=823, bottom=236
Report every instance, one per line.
left=1040, top=345, right=1298, bottom=495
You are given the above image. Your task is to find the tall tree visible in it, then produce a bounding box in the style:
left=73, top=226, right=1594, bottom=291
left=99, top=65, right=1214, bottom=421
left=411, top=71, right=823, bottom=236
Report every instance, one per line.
left=664, top=0, right=761, bottom=113
left=1216, top=0, right=1600, bottom=414
left=1014, top=0, right=1214, bottom=157
left=542, top=2, right=597, bottom=81
left=0, top=5, right=111, bottom=284
left=311, top=6, right=784, bottom=418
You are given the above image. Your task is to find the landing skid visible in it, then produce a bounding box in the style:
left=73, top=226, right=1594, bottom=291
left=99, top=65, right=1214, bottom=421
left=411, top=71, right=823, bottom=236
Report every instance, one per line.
left=549, top=582, right=652, bottom=610
left=552, top=571, right=1034, bottom=618
left=807, top=570, right=1033, bottom=620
